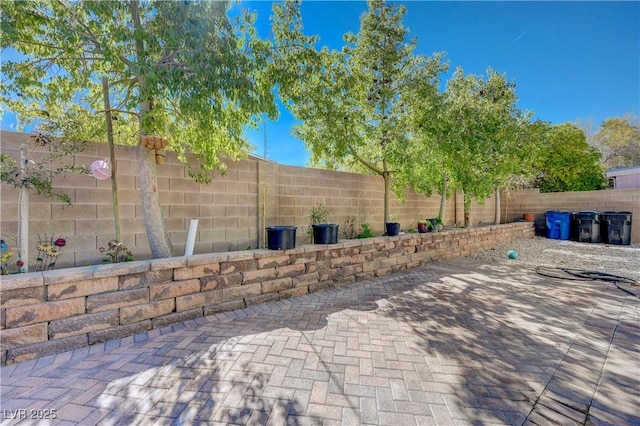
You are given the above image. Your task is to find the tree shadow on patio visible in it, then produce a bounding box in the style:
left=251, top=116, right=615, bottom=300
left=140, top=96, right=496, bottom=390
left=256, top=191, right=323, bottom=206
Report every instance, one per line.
left=377, top=259, right=639, bottom=425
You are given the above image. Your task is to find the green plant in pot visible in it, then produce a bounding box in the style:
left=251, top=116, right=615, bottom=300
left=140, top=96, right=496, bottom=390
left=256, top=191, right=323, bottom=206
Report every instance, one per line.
left=308, top=200, right=339, bottom=244
left=418, top=220, right=431, bottom=233
left=385, top=214, right=401, bottom=236
left=429, top=216, right=443, bottom=232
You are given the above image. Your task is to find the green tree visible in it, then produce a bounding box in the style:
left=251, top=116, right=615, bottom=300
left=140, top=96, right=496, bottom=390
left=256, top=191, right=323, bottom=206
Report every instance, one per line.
left=534, top=123, right=607, bottom=192
left=413, top=67, right=535, bottom=227
left=1, top=0, right=279, bottom=258
left=272, top=0, right=446, bottom=228
left=592, top=116, right=640, bottom=169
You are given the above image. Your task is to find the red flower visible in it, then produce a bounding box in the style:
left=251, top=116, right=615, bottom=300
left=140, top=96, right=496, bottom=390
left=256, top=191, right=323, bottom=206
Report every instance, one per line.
left=16, top=260, right=24, bottom=267
left=54, top=238, right=66, bottom=247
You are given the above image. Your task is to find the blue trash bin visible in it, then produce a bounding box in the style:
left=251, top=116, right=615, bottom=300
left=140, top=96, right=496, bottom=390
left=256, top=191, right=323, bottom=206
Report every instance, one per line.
left=546, top=211, right=572, bottom=240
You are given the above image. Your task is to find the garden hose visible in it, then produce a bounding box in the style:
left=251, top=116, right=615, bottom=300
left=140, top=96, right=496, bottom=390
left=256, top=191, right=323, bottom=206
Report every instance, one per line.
left=535, top=266, right=639, bottom=297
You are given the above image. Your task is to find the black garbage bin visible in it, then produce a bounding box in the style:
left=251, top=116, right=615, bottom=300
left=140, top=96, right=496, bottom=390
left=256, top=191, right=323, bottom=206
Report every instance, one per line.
left=601, top=212, right=632, bottom=245
left=571, top=211, right=601, bottom=243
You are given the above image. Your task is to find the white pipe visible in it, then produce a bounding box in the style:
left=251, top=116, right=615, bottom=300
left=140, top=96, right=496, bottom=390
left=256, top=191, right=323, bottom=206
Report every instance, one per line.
left=18, top=144, right=29, bottom=273
left=184, top=219, right=199, bottom=256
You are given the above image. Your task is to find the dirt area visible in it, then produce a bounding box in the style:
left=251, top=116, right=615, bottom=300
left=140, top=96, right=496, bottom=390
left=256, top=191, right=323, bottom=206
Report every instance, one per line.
left=467, top=236, right=640, bottom=285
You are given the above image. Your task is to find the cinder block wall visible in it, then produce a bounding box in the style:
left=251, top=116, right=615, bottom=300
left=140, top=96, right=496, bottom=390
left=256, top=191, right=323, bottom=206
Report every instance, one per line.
left=3, top=131, right=636, bottom=272
left=1, top=131, right=264, bottom=267
left=0, top=222, right=535, bottom=365
left=502, top=188, right=639, bottom=243
left=2, top=131, right=493, bottom=268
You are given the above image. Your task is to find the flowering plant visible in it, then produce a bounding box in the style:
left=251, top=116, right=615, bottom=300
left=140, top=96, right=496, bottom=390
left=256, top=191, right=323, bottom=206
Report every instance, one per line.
left=1, top=238, right=24, bottom=274
left=34, top=235, right=66, bottom=271
left=99, top=239, right=133, bottom=263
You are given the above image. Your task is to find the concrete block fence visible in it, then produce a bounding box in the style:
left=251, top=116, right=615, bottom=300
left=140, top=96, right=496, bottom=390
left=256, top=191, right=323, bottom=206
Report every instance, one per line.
left=0, top=222, right=534, bottom=365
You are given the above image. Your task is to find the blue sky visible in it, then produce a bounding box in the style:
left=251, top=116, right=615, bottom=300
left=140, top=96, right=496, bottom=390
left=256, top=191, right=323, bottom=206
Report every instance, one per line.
left=243, top=0, right=639, bottom=166
left=2, top=1, right=638, bottom=168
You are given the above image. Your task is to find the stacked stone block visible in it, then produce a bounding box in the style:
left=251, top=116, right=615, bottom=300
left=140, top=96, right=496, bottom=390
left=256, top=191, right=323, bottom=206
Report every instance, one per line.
left=0, top=222, right=534, bottom=365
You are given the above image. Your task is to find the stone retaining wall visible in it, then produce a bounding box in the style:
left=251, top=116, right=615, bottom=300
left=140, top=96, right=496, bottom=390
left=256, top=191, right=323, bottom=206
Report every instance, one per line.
left=0, top=222, right=534, bottom=365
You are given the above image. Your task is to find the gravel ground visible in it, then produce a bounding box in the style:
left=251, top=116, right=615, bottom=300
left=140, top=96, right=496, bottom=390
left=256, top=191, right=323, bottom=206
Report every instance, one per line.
left=467, top=236, right=640, bottom=285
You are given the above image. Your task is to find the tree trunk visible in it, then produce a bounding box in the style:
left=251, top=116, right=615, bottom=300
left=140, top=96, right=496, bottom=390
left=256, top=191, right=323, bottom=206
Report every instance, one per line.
left=102, top=77, right=122, bottom=242
left=464, top=193, right=472, bottom=228
left=383, top=169, right=390, bottom=230
left=131, top=0, right=172, bottom=258
left=137, top=144, right=172, bottom=258
left=438, top=172, right=448, bottom=223
left=494, top=187, right=501, bottom=225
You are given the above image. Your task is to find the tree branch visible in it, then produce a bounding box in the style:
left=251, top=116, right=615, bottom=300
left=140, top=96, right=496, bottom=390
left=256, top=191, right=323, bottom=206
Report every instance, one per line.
left=347, top=146, right=383, bottom=175
left=95, top=108, right=139, bottom=118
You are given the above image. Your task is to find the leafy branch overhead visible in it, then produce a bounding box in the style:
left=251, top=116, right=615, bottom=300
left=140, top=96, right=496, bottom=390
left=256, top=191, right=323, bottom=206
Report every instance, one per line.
left=2, top=0, right=290, bottom=258
left=1, top=0, right=280, bottom=182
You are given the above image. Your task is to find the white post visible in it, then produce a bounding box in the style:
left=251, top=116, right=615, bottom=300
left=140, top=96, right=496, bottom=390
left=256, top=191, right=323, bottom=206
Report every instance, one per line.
left=184, top=219, right=199, bottom=256
left=18, top=143, right=29, bottom=272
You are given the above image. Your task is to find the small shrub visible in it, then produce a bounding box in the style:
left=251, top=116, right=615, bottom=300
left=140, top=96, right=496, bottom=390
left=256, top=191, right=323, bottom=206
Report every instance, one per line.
left=99, top=239, right=133, bottom=263
left=357, top=223, right=373, bottom=239
left=343, top=216, right=357, bottom=239
left=308, top=201, right=330, bottom=241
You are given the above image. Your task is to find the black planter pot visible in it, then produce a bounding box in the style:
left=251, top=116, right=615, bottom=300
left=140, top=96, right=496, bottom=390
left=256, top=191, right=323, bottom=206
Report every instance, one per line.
left=266, top=226, right=297, bottom=250
left=385, top=222, right=401, bottom=236
left=312, top=224, right=339, bottom=244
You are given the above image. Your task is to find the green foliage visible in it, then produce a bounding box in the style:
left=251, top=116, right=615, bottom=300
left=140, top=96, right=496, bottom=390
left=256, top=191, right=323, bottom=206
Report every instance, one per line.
left=2, top=0, right=289, bottom=258
left=412, top=67, right=537, bottom=225
left=357, top=223, right=374, bottom=239
left=307, top=200, right=330, bottom=240
left=534, top=123, right=607, bottom=192
left=591, top=116, right=640, bottom=169
left=1, top=0, right=280, bottom=182
left=271, top=0, right=447, bottom=226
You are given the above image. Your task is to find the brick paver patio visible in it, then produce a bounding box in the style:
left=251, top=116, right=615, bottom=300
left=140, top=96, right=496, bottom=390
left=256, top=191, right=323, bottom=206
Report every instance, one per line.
left=1, top=258, right=638, bottom=425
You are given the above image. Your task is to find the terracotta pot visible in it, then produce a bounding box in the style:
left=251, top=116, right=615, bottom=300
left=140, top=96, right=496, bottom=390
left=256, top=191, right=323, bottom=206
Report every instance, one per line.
left=523, top=213, right=536, bottom=222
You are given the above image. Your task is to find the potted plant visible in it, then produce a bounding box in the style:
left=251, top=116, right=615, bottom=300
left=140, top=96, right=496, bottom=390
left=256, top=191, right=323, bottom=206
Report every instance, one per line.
left=309, top=201, right=339, bottom=244
left=428, top=216, right=443, bottom=232
left=385, top=214, right=401, bottom=236
left=417, top=220, right=431, bottom=233
left=431, top=216, right=444, bottom=232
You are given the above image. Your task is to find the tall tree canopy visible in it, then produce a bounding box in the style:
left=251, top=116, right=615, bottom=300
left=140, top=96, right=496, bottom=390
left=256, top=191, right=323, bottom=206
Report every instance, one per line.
left=533, top=122, right=607, bottom=192
left=2, top=0, right=280, bottom=257
left=591, top=116, right=640, bottom=169
left=411, top=67, right=535, bottom=226
left=272, top=0, right=446, bottom=227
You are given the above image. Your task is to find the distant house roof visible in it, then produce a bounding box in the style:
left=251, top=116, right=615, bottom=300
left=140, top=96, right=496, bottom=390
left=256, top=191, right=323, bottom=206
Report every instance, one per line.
left=605, top=165, right=640, bottom=177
